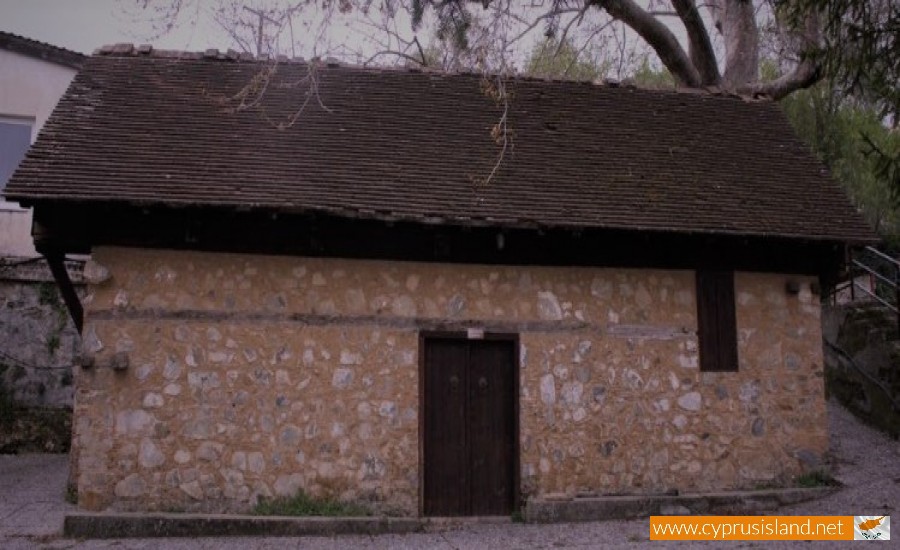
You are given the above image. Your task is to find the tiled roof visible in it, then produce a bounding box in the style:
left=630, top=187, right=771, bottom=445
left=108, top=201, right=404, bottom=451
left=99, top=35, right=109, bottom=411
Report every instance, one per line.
left=0, top=31, right=85, bottom=69
left=4, top=46, right=876, bottom=243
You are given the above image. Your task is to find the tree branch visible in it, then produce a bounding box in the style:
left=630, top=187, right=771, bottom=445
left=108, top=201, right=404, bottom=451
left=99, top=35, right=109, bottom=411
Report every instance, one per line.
left=364, top=50, right=429, bottom=67
left=738, top=58, right=820, bottom=100
left=507, top=7, right=581, bottom=47
left=672, top=0, right=721, bottom=85
left=553, top=3, right=591, bottom=59
left=413, top=36, right=427, bottom=66
left=740, top=9, right=823, bottom=100
left=591, top=0, right=702, bottom=87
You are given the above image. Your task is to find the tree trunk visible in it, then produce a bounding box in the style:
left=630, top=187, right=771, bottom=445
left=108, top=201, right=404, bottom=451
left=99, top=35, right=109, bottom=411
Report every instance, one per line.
left=710, top=0, right=760, bottom=89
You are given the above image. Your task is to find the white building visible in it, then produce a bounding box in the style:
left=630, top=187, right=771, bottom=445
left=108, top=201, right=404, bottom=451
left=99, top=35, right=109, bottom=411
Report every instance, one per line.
left=1, top=32, right=83, bottom=257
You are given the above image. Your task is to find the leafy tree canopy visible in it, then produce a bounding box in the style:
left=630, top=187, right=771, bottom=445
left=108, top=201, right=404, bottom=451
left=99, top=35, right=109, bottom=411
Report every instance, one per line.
left=781, top=83, right=900, bottom=241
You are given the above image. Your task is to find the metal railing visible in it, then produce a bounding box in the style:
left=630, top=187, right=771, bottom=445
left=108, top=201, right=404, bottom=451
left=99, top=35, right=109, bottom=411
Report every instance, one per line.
left=831, top=246, right=900, bottom=335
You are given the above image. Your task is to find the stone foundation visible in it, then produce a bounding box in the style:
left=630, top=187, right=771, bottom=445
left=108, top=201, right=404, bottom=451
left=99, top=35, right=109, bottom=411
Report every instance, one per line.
left=72, top=247, right=827, bottom=513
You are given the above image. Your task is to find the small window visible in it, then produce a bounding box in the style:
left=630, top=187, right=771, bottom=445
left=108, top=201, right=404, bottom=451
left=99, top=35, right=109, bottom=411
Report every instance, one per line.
left=0, top=119, right=33, bottom=192
left=696, top=270, right=738, bottom=372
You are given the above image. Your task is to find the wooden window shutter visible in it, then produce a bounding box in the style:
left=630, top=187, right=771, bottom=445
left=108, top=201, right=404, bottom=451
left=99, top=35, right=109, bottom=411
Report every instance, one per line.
left=696, top=270, right=738, bottom=372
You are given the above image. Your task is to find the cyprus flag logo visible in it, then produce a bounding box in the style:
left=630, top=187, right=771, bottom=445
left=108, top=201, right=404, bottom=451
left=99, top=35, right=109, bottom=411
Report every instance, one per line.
left=855, top=516, right=890, bottom=540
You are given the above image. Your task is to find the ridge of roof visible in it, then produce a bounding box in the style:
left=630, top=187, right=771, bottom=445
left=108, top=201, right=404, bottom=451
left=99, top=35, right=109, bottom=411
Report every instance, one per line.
left=90, top=43, right=766, bottom=102
left=0, top=31, right=85, bottom=69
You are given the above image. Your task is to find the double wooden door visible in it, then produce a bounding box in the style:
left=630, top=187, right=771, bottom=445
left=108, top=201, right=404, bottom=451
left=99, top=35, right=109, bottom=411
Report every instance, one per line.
left=422, top=336, right=517, bottom=516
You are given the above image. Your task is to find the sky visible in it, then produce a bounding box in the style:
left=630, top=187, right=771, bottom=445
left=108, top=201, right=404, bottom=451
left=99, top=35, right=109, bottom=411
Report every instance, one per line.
left=0, top=0, right=689, bottom=75
left=1, top=0, right=238, bottom=54
left=0, top=0, right=478, bottom=65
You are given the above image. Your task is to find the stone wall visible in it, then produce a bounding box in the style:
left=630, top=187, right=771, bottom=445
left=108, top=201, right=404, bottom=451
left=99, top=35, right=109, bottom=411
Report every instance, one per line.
left=823, top=304, right=900, bottom=437
left=0, top=260, right=84, bottom=408
left=72, top=247, right=827, bottom=513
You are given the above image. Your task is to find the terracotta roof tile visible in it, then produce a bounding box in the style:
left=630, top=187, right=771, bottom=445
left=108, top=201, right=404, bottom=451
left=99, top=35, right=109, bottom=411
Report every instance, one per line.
left=4, top=48, right=876, bottom=243
left=0, top=31, right=85, bottom=68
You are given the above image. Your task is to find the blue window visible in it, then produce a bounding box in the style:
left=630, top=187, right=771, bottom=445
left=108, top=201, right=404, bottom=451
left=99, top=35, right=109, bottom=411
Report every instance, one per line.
left=1, top=120, right=33, bottom=192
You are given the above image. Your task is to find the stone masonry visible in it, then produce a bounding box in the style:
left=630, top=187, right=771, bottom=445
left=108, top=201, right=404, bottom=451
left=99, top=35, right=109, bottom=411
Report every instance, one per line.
left=72, top=247, right=827, bottom=514
left=0, top=260, right=85, bottom=408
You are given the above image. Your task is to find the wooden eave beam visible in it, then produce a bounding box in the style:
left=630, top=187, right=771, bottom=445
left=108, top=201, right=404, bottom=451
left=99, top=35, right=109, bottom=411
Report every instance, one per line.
left=42, top=251, right=84, bottom=334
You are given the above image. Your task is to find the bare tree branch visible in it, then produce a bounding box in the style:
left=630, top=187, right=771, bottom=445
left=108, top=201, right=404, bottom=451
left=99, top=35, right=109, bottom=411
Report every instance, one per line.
left=738, top=57, right=819, bottom=100
left=738, top=10, right=822, bottom=100
left=412, top=36, right=427, bottom=66
left=562, top=19, right=616, bottom=78
left=365, top=49, right=428, bottom=66
left=590, top=0, right=702, bottom=87
left=672, top=0, right=720, bottom=85
left=213, top=19, right=255, bottom=55
left=552, top=3, right=591, bottom=58
left=506, top=6, right=581, bottom=47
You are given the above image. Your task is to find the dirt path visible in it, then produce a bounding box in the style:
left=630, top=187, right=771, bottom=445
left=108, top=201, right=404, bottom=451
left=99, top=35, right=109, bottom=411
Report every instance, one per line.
left=781, top=400, right=899, bottom=516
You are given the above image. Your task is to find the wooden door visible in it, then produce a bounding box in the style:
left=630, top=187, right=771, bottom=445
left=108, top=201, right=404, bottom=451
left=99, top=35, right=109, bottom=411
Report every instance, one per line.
left=422, top=336, right=517, bottom=516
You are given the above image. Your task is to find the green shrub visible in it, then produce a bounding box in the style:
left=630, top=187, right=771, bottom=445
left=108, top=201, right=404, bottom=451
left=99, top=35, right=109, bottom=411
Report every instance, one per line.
left=797, top=470, right=840, bottom=488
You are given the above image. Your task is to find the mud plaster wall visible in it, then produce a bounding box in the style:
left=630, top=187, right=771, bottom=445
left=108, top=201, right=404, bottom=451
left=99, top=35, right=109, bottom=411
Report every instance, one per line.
left=73, top=247, right=827, bottom=513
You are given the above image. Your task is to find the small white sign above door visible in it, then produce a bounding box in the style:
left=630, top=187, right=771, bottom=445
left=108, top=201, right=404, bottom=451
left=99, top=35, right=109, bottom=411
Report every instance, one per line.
left=467, top=328, right=485, bottom=340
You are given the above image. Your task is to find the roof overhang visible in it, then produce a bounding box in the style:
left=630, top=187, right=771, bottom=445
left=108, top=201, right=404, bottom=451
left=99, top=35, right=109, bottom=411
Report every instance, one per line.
left=29, top=200, right=857, bottom=280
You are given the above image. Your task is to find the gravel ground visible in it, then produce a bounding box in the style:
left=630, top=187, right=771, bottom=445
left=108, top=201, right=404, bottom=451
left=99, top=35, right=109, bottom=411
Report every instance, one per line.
left=1, top=400, right=897, bottom=549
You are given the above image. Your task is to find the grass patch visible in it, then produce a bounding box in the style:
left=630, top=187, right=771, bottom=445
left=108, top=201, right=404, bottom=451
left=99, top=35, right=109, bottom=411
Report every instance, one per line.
left=510, top=509, right=524, bottom=523
left=252, top=491, right=370, bottom=517
left=796, top=470, right=839, bottom=488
